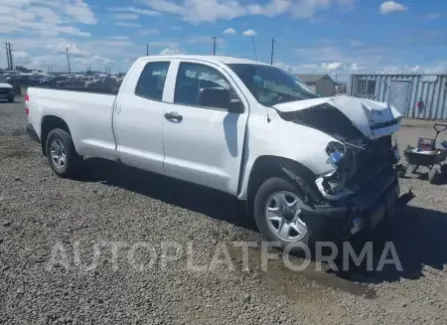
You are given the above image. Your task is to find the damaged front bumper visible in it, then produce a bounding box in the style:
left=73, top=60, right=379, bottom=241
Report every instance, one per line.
left=298, top=168, right=414, bottom=242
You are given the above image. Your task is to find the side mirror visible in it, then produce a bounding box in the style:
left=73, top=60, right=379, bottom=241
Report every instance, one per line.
left=198, top=87, right=243, bottom=113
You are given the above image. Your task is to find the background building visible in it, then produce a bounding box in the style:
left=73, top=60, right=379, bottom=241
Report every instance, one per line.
left=349, top=74, right=447, bottom=120
left=296, top=74, right=337, bottom=97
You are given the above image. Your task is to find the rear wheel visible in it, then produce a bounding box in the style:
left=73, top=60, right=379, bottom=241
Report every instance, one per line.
left=8, top=96, right=14, bottom=103
left=253, top=177, right=311, bottom=253
left=45, top=128, right=82, bottom=178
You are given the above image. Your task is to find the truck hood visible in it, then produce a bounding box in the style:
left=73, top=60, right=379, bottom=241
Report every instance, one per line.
left=272, top=95, right=402, bottom=140
left=0, top=83, right=13, bottom=89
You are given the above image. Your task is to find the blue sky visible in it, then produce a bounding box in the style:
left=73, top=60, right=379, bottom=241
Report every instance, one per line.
left=1, top=0, right=446, bottom=79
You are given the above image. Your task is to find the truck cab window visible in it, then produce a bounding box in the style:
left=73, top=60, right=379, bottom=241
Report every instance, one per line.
left=135, top=61, right=170, bottom=101
left=174, top=62, right=239, bottom=109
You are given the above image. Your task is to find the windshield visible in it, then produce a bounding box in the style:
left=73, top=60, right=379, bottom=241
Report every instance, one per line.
left=227, top=64, right=319, bottom=106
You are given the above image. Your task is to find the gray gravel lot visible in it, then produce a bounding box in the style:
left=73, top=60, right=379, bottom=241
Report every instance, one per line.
left=1, top=98, right=447, bottom=324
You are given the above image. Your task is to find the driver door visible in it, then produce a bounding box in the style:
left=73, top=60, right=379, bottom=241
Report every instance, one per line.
left=162, top=60, right=249, bottom=195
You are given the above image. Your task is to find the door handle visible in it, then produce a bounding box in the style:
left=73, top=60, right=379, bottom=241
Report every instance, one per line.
left=164, top=111, right=183, bottom=122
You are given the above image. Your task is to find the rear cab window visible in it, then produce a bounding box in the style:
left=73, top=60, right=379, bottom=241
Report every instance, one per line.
left=135, top=61, right=170, bottom=101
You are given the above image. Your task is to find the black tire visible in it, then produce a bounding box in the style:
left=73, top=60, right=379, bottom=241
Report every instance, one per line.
left=428, top=168, right=438, bottom=184
left=45, top=128, right=82, bottom=178
left=253, top=177, right=311, bottom=254
left=8, top=97, right=14, bottom=103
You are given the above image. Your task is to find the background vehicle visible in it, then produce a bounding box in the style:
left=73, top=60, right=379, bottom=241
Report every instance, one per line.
left=0, top=82, right=15, bottom=102
left=25, top=55, right=405, bottom=251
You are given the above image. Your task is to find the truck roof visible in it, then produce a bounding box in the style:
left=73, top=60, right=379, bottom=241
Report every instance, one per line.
left=139, top=55, right=269, bottom=66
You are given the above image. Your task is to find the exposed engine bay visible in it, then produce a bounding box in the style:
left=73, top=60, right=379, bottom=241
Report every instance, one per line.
left=279, top=104, right=400, bottom=200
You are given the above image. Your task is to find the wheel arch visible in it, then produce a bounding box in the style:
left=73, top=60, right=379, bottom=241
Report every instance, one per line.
left=40, top=115, right=72, bottom=156
left=245, top=155, right=322, bottom=217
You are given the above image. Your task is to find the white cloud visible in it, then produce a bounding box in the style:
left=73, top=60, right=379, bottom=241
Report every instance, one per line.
left=146, top=0, right=245, bottom=23
left=107, top=36, right=130, bottom=40
left=63, top=0, right=97, bottom=24
left=378, top=64, right=446, bottom=74
left=139, top=29, right=160, bottom=36
left=379, top=1, right=407, bottom=14
left=188, top=36, right=225, bottom=46
left=159, top=47, right=184, bottom=55
left=248, top=0, right=291, bottom=17
left=171, top=26, right=183, bottom=30
left=112, top=13, right=139, bottom=20
left=0, top=35, right=138, bottom=72
left=107, top=6, right=161, bottom=16
left=83, top=55, right=114, bottom=66
left=291, top=0, right=353, bottom=19
left=322, top=62, right=342, bottom=71
left=13, top=51, right=32, bottom=65
left=28, top=53, right=114, bottom=72
left=276, top=61, right=346, bottom=75
left=425, top=12, right=441, bottom=20
left=284, top=43, right=447, bottom=81
left=115, top=22, right=141, bottom=28
left=242, top=29, right=256, bottom=37
left=146, top=0, right=354, bottom=23
left=0, top=0, right=96, bottom=37
left=55, top=43, right=90, bottom=57
left=223, top=28, right=236, bottom=35
left=149, top=41, right=179, bottom=48
left=350, top=40, right=362, bottom=47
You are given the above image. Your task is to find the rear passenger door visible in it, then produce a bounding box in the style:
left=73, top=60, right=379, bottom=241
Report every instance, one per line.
left=114, top=60, right=171, bottom=174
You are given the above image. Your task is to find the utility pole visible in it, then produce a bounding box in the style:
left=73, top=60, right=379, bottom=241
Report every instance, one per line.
left=9, top=43, right=13, bottom=70
left=212, top=37, right=217, bottom=55
left=5, top=42, right=10, bottom=70
left=270, top=38, right=275, bottom=66
left=5, top=42, right=13, bottom=70
left=66, top=48, right=71, bottom=74
left=146, top=43, right=149, bottom=56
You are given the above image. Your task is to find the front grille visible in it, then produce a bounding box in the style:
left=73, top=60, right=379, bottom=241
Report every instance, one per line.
left=349, top=136, right=394, bottom=189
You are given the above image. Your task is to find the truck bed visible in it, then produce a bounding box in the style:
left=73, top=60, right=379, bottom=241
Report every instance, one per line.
left=28, top=85, right=119, bottom=95
left=27, top=87, right=118, bottom=161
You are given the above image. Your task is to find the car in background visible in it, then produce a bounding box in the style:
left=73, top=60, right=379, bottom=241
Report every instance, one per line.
left=0, top=82, right=14, bottom=102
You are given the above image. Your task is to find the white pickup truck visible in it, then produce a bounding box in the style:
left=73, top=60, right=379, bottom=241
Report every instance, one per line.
left=26, top=55, right=405, bottom=250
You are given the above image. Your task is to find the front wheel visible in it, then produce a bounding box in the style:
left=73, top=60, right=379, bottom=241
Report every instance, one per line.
left=253, top=177, right=311, bottom=253
left=45, top=128, right=82, bottom=178
left=8, top=97, right=14, bottom=103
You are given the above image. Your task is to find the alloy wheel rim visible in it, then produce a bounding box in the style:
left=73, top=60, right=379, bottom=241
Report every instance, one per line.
left=50, top=139, right=67, bottom=170
left=265, top=191, right=308, bottom=242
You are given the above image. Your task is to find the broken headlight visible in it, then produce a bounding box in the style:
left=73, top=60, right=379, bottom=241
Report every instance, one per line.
left=315, top=141, right=356, bottom=200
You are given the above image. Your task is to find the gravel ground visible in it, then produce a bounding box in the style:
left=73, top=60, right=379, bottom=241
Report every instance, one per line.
left=1, top=98, right=447, bottom=324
